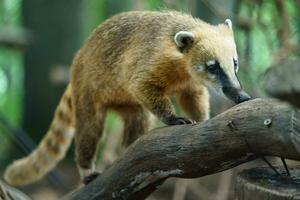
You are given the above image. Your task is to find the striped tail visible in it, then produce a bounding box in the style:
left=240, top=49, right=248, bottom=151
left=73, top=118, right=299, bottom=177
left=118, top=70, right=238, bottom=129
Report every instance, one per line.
left=4, top=85, right=75, bottom=186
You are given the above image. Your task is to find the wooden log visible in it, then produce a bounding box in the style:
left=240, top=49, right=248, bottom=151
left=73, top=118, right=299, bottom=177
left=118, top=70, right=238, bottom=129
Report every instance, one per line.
left=63, top=98, right=300, bottom=200
left=236, top=167, right=300, bottom=200
left=264, top=59, right=300, bottom=109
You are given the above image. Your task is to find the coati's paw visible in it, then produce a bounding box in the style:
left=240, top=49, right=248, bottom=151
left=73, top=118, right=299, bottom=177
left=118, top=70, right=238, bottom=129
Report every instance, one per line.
left=164, top=116, right=196, bottom=125
left=83, top=172, right=101, bottom=185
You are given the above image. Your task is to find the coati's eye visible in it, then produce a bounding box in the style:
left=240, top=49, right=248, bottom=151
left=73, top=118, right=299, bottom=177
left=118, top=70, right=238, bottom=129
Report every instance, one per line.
left=233, top=59, right=238, bottom=73
left=206, top=60, right=219, bottom=74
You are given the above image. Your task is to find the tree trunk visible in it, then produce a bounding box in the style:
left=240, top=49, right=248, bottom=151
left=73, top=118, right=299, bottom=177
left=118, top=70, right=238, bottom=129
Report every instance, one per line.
left=22, top=0, right=83, bottom=141
left=236, top=167, right=300, bottom=200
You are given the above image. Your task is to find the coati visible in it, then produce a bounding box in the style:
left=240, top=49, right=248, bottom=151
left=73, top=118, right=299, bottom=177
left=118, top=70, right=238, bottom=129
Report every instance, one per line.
left=4, top=11, right=251, bottom=186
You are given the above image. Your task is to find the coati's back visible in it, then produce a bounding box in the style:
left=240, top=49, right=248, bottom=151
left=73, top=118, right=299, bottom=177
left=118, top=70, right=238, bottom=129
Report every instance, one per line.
left=72, top=11, right=205, bottom=89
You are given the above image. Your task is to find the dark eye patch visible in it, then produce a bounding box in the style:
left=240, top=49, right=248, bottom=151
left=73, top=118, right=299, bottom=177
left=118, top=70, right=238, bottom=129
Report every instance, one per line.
left=205, top=60, right=233, bottom=88
left=206, top=60, right=220, bottom=74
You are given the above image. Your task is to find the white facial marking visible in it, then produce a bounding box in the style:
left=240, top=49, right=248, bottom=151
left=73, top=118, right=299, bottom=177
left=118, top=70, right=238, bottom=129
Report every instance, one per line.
left=206, top=60, right=216, bottom=66
left=233, top=58, right=239, bottom=73
left=225, top=19, right=232, bottom=30
left=208, top=73, right=217, bottom=81
left=195, top=64, right=205, bottom=72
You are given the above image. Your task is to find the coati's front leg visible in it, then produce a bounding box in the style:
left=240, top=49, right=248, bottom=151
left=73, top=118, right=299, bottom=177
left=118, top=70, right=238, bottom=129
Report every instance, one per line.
left=177, top=84, right=210, bottom=122
left=134, top=83, right=194, bottom=125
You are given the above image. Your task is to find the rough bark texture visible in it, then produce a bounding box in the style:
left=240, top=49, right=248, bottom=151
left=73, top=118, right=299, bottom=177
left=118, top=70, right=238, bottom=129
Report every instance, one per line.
left=264, top=59, right=300, bottom=109
left=236, top=167, right=300, bottom=200
left=63, top=98, right=300, bottom=200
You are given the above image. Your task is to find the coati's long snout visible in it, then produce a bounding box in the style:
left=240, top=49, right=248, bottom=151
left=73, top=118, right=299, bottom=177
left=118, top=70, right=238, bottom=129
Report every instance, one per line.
left=222, top=86, right=251, bottom=104
left=216, top=65, right=251, bottom=104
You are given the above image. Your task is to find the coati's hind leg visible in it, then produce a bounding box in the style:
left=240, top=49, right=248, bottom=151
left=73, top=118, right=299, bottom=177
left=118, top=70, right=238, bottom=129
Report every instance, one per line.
left=74, top=98, right=107, bottom=181
left=177, top=84, right=210, bottom=122
left=117, top=105, right=150, bottom=147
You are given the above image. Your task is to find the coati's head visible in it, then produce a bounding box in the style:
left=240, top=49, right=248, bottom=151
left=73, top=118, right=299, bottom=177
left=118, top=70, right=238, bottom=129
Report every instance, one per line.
left=174, top=19, right=251, bottom=104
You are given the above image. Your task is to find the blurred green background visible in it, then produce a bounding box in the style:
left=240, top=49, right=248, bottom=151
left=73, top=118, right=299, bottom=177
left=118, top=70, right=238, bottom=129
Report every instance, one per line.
left=0, top=0, right=299, bottom=199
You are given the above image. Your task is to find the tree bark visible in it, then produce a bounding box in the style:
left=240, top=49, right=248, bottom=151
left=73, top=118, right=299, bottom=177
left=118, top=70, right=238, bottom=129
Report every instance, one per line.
left=236, top=167, right=300, bottom=200
left=63, top=98, right=300, bottom=200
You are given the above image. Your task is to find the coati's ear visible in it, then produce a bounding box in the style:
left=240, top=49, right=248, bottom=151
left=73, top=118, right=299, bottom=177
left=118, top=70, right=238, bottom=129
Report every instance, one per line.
left=174, top=31, right=194, bottom=49
left=225, top=19, right=232, bottom=30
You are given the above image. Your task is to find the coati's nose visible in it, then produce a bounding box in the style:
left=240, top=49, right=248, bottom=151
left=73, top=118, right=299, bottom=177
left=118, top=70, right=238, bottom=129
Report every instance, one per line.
left=222, top=86, right=252, bottom=104
left=236, top=91, right=251, bottom=104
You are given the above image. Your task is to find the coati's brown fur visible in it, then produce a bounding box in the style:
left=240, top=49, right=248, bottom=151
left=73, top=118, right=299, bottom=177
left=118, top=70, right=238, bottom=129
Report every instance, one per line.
left=4, top=11, right=236, bottom=186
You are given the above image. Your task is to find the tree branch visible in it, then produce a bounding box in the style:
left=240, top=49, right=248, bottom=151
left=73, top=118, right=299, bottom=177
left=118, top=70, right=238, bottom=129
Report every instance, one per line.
left=63, top=98, right=300, bottom=200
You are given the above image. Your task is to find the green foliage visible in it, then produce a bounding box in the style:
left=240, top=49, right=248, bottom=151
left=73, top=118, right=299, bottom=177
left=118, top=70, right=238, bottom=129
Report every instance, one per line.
left=143, top=0, right=164, bottom=10
left=0, top=48, right=23, bottom=124
left=0, top=0, right=23, bottom=125
left=143, top=0, right=192, bottom=12
left=0, top=123, right=13, bottom=165
left=0, top=0, right=22, bottom=25
left=96, top=112, right=122, bottom=158
left=83, top=0, right=107, bottom=37
left=0, top=0, right=23, bottom=166
left=236, top=0, right=299, bottom=95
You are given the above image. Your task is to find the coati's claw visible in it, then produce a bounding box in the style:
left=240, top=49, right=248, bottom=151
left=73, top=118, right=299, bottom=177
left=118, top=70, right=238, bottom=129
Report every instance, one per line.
left=165, top=116, right=194, bottom=125
left=83, top=172, right=101, bottom=185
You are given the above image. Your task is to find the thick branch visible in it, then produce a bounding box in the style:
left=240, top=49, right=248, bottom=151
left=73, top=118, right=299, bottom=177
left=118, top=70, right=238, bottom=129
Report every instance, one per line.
left=264, top=59, right=300, bottom=109
left=64, top=98, right=300, bottom=200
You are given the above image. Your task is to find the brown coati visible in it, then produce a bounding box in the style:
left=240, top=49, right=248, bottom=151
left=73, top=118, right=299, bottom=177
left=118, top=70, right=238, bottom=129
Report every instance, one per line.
left=4, top=11, right=250, bottom=186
